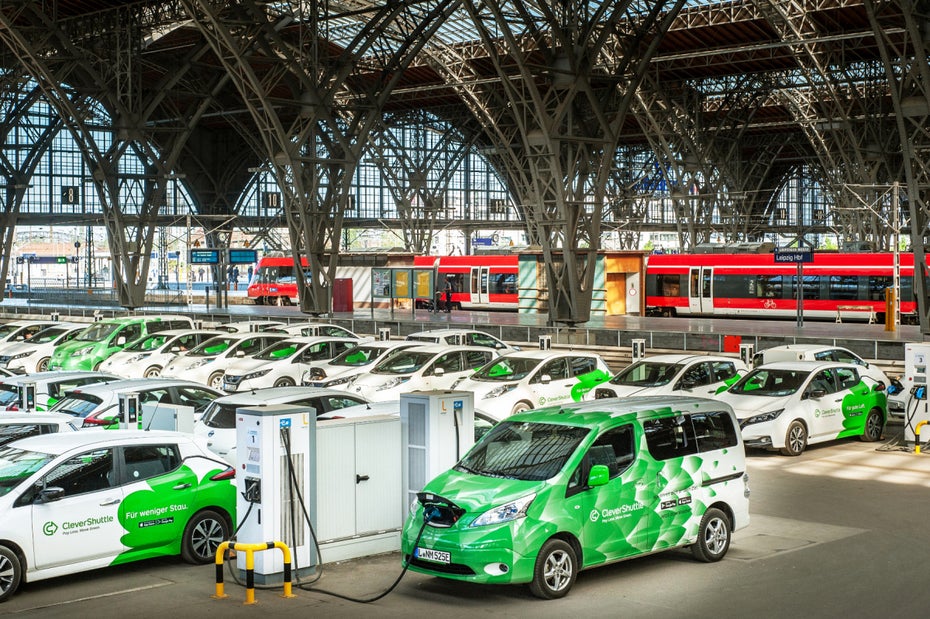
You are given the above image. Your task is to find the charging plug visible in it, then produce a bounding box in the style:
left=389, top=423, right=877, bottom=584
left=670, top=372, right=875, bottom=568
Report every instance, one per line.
left=423, top=505, right=441, bottom=523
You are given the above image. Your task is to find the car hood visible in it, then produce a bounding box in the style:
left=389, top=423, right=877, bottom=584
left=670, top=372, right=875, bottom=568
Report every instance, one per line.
left=716, top=392, right=791, bottom=419
left=421, top=468, right=544, bottom=515
left=224, top=357, right=272, bottom=375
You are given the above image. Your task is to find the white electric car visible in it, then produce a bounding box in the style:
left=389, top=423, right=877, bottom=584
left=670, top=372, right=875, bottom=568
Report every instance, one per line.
left=405, top=329, right=518, bottom=352
left=451, top=350, right=612, bottom=419
left=715, top=360, right=887, bottom=455
left=0, top=371, right=119, bottom=412
left=161, top=331, right=289, bottom=389
left=48, top=378, right=223, bottom=428
left=347, top=344, right=500, bottom=402
left=0, top=323, right=87, bottom=374
left=0, top=319, right=63, bottom=355
left=98, top=329, right=225, bottom=378
left=194, top=387, right=369, bottom=462
left=220, top=336, right=359, bottom=392
left=0, top=413, right=81, bottom=447
left=301, top=340, right=421, bottom=389
left=753, top=344, right=889, bottom=387
left=267, top=322, right=362, bottom=339
left=0, top=431, right=236, bottom=602
left=590, top=354, right=747, bottom=400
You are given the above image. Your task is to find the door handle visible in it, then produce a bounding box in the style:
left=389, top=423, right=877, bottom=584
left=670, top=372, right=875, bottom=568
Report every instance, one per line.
left=356, top=474, right=370, bottom=484
left=99, top=497, right=120, bottom=506
left=173, top=483, right=192, bottom=490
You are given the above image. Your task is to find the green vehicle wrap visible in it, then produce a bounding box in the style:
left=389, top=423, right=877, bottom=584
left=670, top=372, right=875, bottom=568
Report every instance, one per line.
left=49, top=319, right=148, bottom=372
left=401, top=398, right=749, bottom=596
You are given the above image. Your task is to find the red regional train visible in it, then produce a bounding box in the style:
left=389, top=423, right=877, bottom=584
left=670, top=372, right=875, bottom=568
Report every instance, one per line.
left=247, top=254, right=310, bottom=305
left=413, top=255, right=519, bottom=311
left=645, top=252, right=917, bottom=322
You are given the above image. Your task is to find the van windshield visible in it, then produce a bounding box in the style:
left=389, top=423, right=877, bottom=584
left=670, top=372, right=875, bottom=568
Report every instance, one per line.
left=455, top=421, right=589, bottom=481
left=75, top=322, right=120, bottom=342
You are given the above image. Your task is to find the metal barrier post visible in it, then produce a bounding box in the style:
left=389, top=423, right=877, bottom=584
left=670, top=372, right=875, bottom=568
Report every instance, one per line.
left=213, top=540, right=296, bottom=604
left=916, top=421, right=929, bottom=454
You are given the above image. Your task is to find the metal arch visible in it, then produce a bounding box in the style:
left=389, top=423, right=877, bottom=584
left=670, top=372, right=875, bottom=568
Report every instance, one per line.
left=866, top=0, right=930, bottom=333
left=367, top=111, right=477, bottom=253
left=182, top=0, right=461, bottom=315
left=426, top=0, right=685, bottom=324
left=0, top=3, right=220, bottom=309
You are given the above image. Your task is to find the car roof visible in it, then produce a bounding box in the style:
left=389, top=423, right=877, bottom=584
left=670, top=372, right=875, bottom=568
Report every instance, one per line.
left=3, top=319, right=59, bottom=327
left=274, top=336, right=358, bottom=345
left=0, top=413, right=76, bottom=423
left=138, top=328, right=224, bottom=337
left=0, top=371, right=118, bottom=386
left=633, top=354, right=738, bottom=364
left=213, top=386, right=365, bottom=406
left=508, top=395, right=736, bottom=428
left=494, top=349, right=600, bottom=360
left=754, top=360, right=856, bottom=371
left=400, top=343, right=496, bottom=355
left=8, top=430, right=194, bottom=455
left=64, top=378, right=217, bottom=394
left=406, top=328, right=485, bottom=337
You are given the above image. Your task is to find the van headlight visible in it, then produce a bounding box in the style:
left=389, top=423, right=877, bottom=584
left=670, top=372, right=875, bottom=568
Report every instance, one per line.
left=484, top=384, right=517, bottom=399
left=470, top=494, right=535, bottom=527
left=740, top=409, right=785, bottom=428
left=377, top=376, right=409, bottom=391
left=9, top=352, right=32, bottom=360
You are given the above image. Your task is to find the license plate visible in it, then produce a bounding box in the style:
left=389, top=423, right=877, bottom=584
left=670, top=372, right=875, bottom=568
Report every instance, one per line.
left=415, top=547, right=451, bottom=564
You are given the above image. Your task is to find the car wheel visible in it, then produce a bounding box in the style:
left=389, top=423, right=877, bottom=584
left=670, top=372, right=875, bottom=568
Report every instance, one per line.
left=273, top=377, right=296, bottom=387
left=528, top=538, right=577, bottom=600
left=861, top=408, right=884, bottom=442
left=511, top=401, right=532, bottom=415
left=143, top=366, right=162, bottom=378
left=780, top=420, right=807, bottom=456
left=0, top=545, right=22, bottom=603
left=36, top=357, right=50, bottom=372
left=208, top=372, right=225, bottom=390
left=181, top=510, right=230, bottom=564
left=691, top=508, right=731, bottom=562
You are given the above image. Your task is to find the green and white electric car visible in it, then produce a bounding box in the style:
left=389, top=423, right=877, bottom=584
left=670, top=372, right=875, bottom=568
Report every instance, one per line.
left=0, top=431, right=236, bottom=602
left=402, top=397, right=750, bottom=599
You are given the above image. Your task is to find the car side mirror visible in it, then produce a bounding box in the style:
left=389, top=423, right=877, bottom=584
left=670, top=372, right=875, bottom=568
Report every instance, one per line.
left=170, top=345, right=181, bottom=353
left=540, top=374, right=551, bottom=384
left=806, top=388, right=826, bottom=400
left=679, top=379, right=695, bottom=390
left=116, top=336, right=126, bottom=346
left=433, top=367, right=445, bottom=377
left=236, top=350, right=245, bottom=357
left=587, top=464, right=609, bottom=487
left=36, top=486, right=65, bottom=504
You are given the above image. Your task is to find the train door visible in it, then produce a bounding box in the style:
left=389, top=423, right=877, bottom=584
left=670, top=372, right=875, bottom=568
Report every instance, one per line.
left=471, top=266, right=489, bottom=306
left=689, top=267, right=714, bottom=314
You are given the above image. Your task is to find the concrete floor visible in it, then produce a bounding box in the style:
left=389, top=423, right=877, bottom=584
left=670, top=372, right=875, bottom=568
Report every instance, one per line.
left=4, top=421, right=925, bottom=618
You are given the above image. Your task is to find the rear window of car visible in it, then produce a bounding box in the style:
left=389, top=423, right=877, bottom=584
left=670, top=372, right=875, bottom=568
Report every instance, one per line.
left=49, top=394, right=105, bottom=418
left=643, top=411, right=739, bottom=460
left=0, top=385, right=18, bottom=406
left=200, top=402, right=238, bottom=429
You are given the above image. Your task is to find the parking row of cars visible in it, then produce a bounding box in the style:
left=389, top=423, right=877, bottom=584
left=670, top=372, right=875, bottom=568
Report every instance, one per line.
left=0, top=314, right=901, bottom=603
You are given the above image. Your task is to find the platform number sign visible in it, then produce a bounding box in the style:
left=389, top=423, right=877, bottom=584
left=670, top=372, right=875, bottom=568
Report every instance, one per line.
left=263, top=192, right=281, bottom=210
left=61, top=185, right=80, bottom=205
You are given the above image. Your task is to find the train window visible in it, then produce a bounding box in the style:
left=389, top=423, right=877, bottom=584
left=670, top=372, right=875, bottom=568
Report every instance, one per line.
left=828, top=275, right=860, bottom=300
left=446, top=273, right=467, bottom=293
left=801, top=275, right=821, bottom=299
left=868, top=276, right=892, bottom=301
left=489, top=273, right=516, bottom=295
left=756, top=275, right=784, bottom=299
left=714, top=274, right=754, bottom=299
left=690, top=270, right=699, bottom=298
left=649, top=274, right=682, bottom=297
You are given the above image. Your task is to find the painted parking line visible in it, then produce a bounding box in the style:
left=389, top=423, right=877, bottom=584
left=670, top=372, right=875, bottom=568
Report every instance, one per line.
left=10, top=582, right=173, bottom=614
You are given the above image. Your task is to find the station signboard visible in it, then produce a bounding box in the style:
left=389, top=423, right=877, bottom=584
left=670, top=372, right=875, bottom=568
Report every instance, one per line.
left=773, top=248, right=813, bottom=263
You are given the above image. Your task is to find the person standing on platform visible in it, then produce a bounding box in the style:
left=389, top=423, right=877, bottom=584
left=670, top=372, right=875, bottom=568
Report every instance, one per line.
left=444, top=277, right=453, bottom=313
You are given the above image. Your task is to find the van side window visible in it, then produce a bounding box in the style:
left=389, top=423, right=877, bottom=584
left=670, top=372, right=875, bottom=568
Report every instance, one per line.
left=643, top=417, right=698, bottom=460
left=691, top=411, right=739, bottom=451
left=588, top=425, right=635, bottom=478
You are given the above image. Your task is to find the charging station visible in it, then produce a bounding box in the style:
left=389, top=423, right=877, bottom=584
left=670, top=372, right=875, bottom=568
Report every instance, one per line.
left=400, top=390, right=474, bottom=515
left=903, top=343, right=930, bottom=446
left=118, top=392, right=139, bottom=429
left=18, top=382, right=36, bottom=413
left=539, top=335, right=552, bottom=350
left=740, top=342, right=755, bottom=367
left=141, top=402, right=194, bottom=433
left=235, top=404, right=316, bottom=584
left=632, top=338, right=646, bottom=362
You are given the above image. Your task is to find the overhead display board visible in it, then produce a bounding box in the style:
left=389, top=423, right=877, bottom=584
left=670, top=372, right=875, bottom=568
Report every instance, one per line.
left=227, top=248, right=258, bottom=264
left=189, top=249, right=220, bottom=265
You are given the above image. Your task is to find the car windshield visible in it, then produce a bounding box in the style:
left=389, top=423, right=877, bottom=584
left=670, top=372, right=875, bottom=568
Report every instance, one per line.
left=0, top=445, right=54, bottom=497
left=189, top=336, right=235, bottom=357
left=371, top=350, right=435, bottom=374
left=610, top=361, right=682, bottom=387
left=471, top=356, right=540, bottom=382
left=0, top=423, right=55, bottom=447
left=200, top=402, right=238, bottom=429
left=0, top=325, right=21, bottom=339
left=0, top=384, right=18, bottom=406
left=729, top=368, right=808, bottom=397
left=125, top=334, right=170, bottom=352
left=75, top=322, right=121, bottom=342
left=330, top=345, right=386, bottom=367
left=454, top=421, right=589, bottom=481
left=254, top=341, right=300, bottom=361
left=48, top=393, right=104, bottom=418
left=28, top=327, right=69, bottom=344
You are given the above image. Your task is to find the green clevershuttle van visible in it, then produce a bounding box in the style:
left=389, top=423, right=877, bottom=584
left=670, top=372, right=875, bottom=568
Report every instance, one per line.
left=402, top=396, right=750, bottom=599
